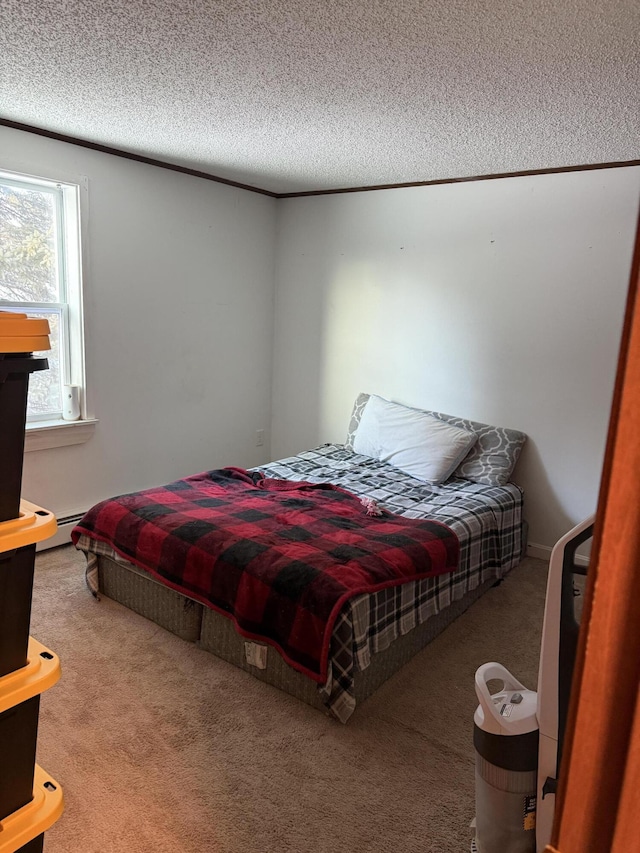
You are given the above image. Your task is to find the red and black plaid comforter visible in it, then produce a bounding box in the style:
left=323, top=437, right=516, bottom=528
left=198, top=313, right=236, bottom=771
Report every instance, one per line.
left=71, top=468, right=459, bottom=682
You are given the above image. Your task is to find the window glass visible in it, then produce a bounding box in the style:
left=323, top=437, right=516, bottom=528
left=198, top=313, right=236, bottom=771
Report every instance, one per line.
left=0, top=183, right=60, bottom=303
left=26, top=310, right=63, bottom=417
left=0, top=171, right=84, bottom=422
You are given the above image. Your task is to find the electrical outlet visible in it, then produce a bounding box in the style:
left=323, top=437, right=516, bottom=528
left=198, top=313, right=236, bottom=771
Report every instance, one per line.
left=256, top=429, right=264, bottom=447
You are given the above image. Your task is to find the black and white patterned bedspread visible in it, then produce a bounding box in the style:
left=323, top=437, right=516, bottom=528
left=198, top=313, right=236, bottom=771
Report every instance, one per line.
left=257, top=444, right=524, bottom=722
left=77, top=444, right=524, bottom=723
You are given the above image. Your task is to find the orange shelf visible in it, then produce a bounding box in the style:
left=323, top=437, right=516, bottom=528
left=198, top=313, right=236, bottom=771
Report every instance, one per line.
left=0, top=639, right=61, bottom=715
left=0, top=502, right=57, bottom=553
left=0, top=765, right=63, bottom=853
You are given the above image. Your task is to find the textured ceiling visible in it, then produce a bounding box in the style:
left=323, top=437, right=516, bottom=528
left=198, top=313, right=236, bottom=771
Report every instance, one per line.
left=1, top=0, right=639, bottom=194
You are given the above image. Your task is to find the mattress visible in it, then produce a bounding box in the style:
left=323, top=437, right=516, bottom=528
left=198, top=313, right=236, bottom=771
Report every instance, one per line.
left=76, top=443, right=525, bottom=721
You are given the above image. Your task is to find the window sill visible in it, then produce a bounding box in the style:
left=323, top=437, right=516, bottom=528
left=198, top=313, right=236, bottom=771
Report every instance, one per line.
left=25, top=418, right=98, bottom=452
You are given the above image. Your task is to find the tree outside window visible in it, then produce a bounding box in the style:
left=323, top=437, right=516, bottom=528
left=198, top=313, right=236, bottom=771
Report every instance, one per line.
left=0, top=171, right=85, bottom=422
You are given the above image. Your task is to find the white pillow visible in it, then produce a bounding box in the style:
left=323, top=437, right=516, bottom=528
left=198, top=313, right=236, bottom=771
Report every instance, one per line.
left=353, top=395, right=477, bottom=484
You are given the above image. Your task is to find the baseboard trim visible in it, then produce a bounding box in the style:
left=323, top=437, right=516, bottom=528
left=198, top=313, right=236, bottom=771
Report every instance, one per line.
left=527, top=541, right=590, bottom=567
left=527, top=542, right=552, bottom=562
left=36, top=513, right=85, bottom=552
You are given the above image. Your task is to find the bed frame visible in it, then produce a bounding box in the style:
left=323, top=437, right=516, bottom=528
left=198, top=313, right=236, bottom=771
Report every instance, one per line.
left=97, top=552, right=497, bottom=715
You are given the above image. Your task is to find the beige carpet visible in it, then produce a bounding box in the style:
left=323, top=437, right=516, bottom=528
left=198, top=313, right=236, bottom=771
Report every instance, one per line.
left=29, top=546, right=548, bottom=853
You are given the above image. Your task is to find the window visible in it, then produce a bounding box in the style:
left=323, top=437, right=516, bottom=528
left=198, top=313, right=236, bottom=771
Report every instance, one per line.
left=0, top=169, right=86, bottom=423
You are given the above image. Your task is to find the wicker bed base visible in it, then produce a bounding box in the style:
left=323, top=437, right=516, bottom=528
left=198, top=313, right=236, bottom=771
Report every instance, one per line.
left=198, top=579, right=495, bottom=711
left=98, top=555, right=203, bottom=642
left=97, top=554, right=495, bottom=715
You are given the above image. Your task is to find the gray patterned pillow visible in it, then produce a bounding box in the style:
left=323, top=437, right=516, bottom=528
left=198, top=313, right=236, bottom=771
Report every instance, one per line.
left=428, top=411, right=526, bottom=486
left=345, top=392, right=370, bottom=449
left=345, top=393, right=525, bottom=486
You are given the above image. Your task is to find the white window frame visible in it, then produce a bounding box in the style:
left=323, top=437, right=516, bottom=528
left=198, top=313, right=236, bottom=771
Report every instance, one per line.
left=0, top=168, right=96, bottom=449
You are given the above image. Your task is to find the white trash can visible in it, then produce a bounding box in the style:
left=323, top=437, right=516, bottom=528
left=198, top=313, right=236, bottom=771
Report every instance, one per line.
left=471, top=662, right=539, bottom=853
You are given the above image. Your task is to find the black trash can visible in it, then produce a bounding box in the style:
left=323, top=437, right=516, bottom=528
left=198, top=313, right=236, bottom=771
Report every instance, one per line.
left=0, top=311, right=50, bottom=524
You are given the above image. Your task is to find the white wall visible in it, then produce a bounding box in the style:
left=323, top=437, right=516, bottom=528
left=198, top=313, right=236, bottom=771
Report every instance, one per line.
left=4, top=126, right=638, bottom=552
left=272, top=168, right=640, bottom=551
left=1, top=126, right=277, bottom=518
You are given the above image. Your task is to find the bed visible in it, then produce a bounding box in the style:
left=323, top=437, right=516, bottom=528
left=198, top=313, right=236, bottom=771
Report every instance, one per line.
left=72, top=395, right=527, bottom=722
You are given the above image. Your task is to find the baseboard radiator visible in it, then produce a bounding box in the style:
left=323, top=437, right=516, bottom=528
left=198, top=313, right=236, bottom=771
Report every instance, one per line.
left=35, top=512, right=85, bottom=552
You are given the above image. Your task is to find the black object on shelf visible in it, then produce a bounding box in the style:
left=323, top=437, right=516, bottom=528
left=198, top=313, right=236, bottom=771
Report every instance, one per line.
left=0, top=642, right=63, bottom=852
left=0, top=353, right=49, bottom=524
left=16, top=835, right=45, bottom=853
left=0, top=544, right=37, bottom=679
left=0, top=694, right=40, bottom=821
left=0, top=312, right=62, bottom=851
